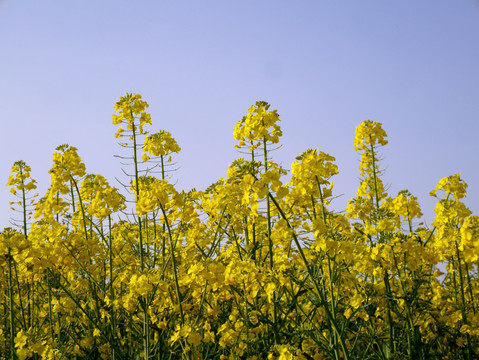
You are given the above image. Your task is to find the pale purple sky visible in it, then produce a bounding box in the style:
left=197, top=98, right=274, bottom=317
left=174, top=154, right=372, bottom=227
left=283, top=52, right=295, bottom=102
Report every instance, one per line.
left=1, top=0, right=478, bottom=228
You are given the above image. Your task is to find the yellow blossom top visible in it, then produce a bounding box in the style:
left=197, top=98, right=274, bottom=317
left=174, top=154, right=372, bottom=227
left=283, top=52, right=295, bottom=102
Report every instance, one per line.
left=233, top=101, right=282, bottom=151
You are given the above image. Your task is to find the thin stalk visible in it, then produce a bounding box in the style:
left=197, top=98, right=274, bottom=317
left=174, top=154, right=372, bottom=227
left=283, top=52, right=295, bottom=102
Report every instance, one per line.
left=130, top=119, right=145, bottom=270
left=108, top=215, right=117, bottom=360
left=160, top=155, right=165, bottom=180
left=8, top=249, right=17, bottom=360
left=262, top=135, right=278, bottom=345
left=369, top=141, right=380, bottom=210
left=368, top=140, right=395, bottom=355
left=46, top=271, right=55, bottom=341
left=19, top=170, right=28, bottom=238
left=160, top=204, right=185, bottom=324
left=250, top=145, right=257, bottom=262
left=465, top=262, right=476, bottom=315
left=70, top=177, right=88, bottom=241
left=130, top=116, right=149, bottom=359
left=454, top=239, right=473, bottom=359
left=69, top=180, right=76, bottom=215
left=316, top=177, right=340, bottom=358
left=12, top=260, right=27, bottom=330
left=16, top=168, right=30, bottom=330
left=383, top=269, right=395, bottom=355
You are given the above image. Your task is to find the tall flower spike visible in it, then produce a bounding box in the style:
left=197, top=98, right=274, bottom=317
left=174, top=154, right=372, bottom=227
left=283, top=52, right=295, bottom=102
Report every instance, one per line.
left=233, top=101, right=282, bottom=152
left=354, top=120, right=388, bottom=151
left=49, top=144, right=86, bottom=192
left=7, top=160, right=37, bottom=195
left=6, top=160, right=38, bottom=235
left=112, top=93, right=152, bottom=140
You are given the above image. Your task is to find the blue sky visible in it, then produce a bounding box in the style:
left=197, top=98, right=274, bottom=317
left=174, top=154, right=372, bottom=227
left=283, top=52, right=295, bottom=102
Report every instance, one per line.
left=1, top=0, right=478, bottom=229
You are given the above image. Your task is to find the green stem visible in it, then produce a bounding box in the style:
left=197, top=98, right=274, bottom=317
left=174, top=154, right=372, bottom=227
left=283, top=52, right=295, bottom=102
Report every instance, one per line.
left=108, top=215, right=117, bottom=360
left=131, top=119, right=145, bottom=271
left=454, top=239, right=473, bottom=359
left=465, top=262, right=475, bottom=315
left=160, top=204, right=185, bottom=324
left=46, top=271, right=55, bottom=342
left=383, top=269, right=395, bottom=355
left=262, top=135, right=278, bottom=345
left=8, top=249, right=17, bottom=360
left=369, top=141, right=380, bottom=210
left=316, top=177, right=340, bottom=358
left=130, top=116, right=148, bottom=359
left=160, top=154, right=165, bottom=180
left=12, top=260, right=27, bottom=330
left=19, top=175, right=33, bottom=331
left=70, top=177, right=88, bottom=241
left=19, top=171, right=27, bottom=239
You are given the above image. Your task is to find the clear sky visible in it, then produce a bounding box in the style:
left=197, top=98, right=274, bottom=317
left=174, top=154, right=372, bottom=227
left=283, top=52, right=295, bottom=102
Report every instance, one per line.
left=1, top=0, right=478, bottom=229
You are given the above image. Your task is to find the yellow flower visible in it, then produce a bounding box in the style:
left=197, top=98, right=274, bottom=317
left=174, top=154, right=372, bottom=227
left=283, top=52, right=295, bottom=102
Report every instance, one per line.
left=354, top=120, right=388, bottom=151
left=187, top=331, right=202, bottom=347
left=233, top=101, right=282, bottom=151
left=143, top=130, right=181, bottom=158
left=435, top=173, right=468, bottom=200
left=49, top=144, right=86, bottom=192
left=112, top=93, right=151, bottom=137
left=14, top=330, right=28, bottom=348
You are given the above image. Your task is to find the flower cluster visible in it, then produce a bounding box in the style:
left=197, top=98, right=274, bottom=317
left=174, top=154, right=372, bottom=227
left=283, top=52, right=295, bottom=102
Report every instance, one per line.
left=142, top=130, right=181, bottom=162
left=233, top=101, right=282, bottom=151
left=112, top=93, right=152, bottom=139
